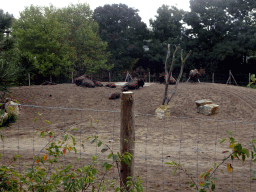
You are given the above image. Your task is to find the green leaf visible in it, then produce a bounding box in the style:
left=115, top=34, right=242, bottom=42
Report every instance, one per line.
left=106, top=164, right=112, bottom=171
left=34, top=118, right=38, bottom=123
left=64, top=133, right=68, bottom=141
left=173, top=168, right=177, bottom=175
left=220, top=138, right=226, bottom=144
left=214, top=163, right=217, bottom=168
left=228, top=130, right=231, bottom=136
left=98, top=141, right=102, bottom=147
left=199, top=172, right=205, bottom=179
left=211, top=183, right=215, bottom=191
left=72, top=128, right=78, bottom=130
left=108, top=153, right=113, bottom=159
left=113, top=154, right=118, bottom=162
left=44, top=120, right=51, bottom=124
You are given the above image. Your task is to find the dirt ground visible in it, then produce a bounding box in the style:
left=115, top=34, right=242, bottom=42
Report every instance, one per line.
left=2, top=82, right=256, bottom=191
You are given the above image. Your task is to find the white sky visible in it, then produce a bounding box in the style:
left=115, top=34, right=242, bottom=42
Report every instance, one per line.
left=1, top=0, right=190, bottom=28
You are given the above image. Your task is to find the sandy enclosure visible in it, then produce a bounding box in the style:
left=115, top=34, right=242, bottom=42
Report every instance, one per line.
left=2, top=82, right=256, bottom=191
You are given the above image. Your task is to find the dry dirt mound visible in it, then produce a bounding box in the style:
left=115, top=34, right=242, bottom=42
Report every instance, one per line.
left=9, top=82, right=256, bottom=123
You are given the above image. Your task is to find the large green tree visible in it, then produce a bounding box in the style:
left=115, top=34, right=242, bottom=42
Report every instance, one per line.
left=93, top=3, right=149, bottom=75
left=183, top=0, right=256, bottom=74
left=0, top=9, right=21, bottom=100
left=144, top=5, right=187, bottom=74
left=55, top=3, right=113, bottom=76
left=12, top=5, right=75, bottom=83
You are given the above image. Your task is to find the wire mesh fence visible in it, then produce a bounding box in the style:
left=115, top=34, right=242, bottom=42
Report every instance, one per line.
left=26, top=70, right=253, bottom=88
left=2, top=104, right=256, bottom=191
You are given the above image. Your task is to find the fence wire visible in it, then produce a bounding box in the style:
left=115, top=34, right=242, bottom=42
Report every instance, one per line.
left=1, top=104, right=256, bottom=191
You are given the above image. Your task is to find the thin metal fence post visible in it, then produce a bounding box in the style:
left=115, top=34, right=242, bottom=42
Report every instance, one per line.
left=28, top=73, right=30, bottom=86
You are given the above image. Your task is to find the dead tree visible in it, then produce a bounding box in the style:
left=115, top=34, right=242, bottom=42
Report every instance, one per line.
left=162, top=44, right=192, bottom=105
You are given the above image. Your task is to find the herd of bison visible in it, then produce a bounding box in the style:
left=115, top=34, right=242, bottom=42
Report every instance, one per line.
left=40, top=69, right=201, bottom=99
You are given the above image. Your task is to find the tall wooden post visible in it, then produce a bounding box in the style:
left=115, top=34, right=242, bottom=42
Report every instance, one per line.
left=120, top=92, right=135, bottom=191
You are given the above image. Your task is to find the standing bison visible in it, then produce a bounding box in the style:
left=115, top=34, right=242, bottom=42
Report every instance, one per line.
left=121, top=79, right=144, bottom=92
left=189, top=69, right=200, bottom=83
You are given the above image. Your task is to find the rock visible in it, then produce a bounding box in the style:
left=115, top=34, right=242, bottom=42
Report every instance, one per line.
left=198, top=104, right=219, bottom=115
left=155, top=105, right=170, bottom=120
left=5, top=101, right=21, bottom=115
left=0, top=112, right=8, bottom=123
left=195, top=99, right=212, bottom=107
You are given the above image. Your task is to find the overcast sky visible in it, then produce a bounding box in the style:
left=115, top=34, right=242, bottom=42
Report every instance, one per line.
left=1, top=0, right=190, bottom=28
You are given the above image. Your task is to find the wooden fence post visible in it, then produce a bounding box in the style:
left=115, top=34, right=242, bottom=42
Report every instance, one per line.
left=120, top=92, right=135, bottom=191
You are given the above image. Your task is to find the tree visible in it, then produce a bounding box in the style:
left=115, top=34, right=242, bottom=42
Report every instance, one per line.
left=12, top=5, right=75, bottom=83
left=144, top=5, right=187, bottom=75
left=0, top=9, right=20, bottom=100
left=54, top=3, right=113, bottom=76
left=93, top=3, right=149, bottom=75
left=183, top=0, right=256, bottom=74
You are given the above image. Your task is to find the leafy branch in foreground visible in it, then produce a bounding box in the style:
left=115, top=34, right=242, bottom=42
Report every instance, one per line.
left=0, top=113, right=143, bottom=192
left=166, top=130, right=254, bottom=192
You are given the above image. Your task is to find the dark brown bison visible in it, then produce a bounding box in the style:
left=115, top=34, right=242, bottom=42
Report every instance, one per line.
left=81, top=79, right=95, bottom=88
left=93, top=80, right=103, bottom=87
left=74, top=74, right=91, bottom=86
left=41, top=81, right=57, bottom=85
left=106, top=83, right=116, bottom=88
left=109, top=92, right=121, bottom=100
left=121, top=79, right=144, bottom=92
left=189, top=69, right=200, bottom=83
left=159, top=75, right=176, bottom=84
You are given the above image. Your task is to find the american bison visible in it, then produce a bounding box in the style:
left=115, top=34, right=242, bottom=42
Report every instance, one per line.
left=106, top=83, right=116, bottom=88
left=121, top=79, right=144, bottom=92
left=109, top=92, right=121, bottom=100
left=93, top=80, right=103, bottom=87
left=74, top=74, right=91, bottom=86
left=81, top=79, right=95, bottom=88
left=159, top=75, right=176, bottom=84
left=41, top=81, right=57, bottom=85
left=189, top=69, right=200, bottom=83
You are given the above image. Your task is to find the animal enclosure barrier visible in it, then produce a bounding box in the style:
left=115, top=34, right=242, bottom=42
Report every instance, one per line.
left=2, top=102, right=256, bottom=191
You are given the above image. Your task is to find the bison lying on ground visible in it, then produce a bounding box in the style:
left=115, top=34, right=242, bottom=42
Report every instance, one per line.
left=121, top=79, right=144, bottom=92
left=75, top=75, right=86, bottom=86
left=93, top=80, right=103, bottom=87
left=81, top=79, right=95, bottom=88
left=106, top=83, right=116, bottom=88
left=109, top=92, right=121, bottom=100
left=41, top=81, right=57, bottom=85
left=159, top=75, right=176, bottom=84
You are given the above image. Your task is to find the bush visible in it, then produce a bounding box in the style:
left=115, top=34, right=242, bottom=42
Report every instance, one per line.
left=0, top=113, right=143, bottom=192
